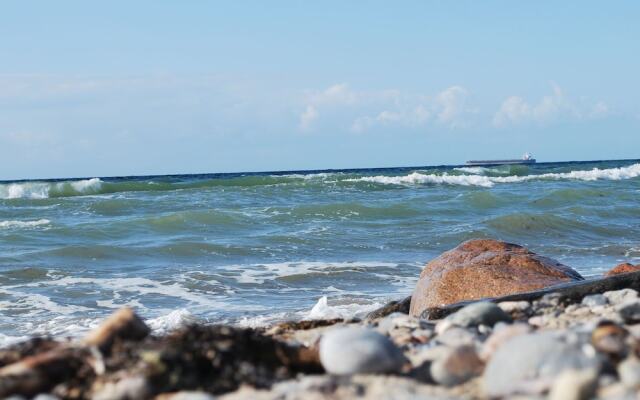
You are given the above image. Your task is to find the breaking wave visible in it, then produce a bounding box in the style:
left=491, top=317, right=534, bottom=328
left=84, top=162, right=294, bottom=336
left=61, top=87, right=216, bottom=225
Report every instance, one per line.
left=0, top=178, right=103, bottom=199
left=349, top=163, right=640, bottom=188
left=0, top=219, right=50, bottom=229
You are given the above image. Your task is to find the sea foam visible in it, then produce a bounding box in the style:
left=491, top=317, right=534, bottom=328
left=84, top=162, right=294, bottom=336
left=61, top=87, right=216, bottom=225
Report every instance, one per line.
left=0, top=178, right=102, bottom=199
left=0, top=219, right=50, bottom=229
left=348, top=163, right=640, bottom=188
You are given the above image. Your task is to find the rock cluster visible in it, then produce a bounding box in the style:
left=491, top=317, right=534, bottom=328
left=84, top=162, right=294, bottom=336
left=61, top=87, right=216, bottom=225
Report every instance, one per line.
left=4, top=239, right=640, bottom=399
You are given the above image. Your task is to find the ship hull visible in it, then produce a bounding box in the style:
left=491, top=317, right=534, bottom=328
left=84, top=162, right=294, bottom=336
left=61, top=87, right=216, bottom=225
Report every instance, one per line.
left=465, top=159, right=536, bottom=166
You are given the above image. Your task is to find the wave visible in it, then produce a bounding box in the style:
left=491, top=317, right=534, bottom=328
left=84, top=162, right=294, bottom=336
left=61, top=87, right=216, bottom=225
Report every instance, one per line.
left=0, top=178, right=102, bottom=199
left=0, top=219, right=50, bottom=229
left=349, top=163, right=640, bottom=188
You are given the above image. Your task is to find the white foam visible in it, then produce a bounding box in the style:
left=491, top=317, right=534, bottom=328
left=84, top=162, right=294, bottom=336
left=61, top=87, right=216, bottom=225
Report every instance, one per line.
left=348, top=163, right=640, bottom=188
left=0, top=178, right=102, bottom=199
left=305, top=296, right=382, bottom=320
left=0, top=219, right=50, bottom=229
left=221, top=261, right=402, bottom=285
left=147, top=309, right=200, bottom=334
left=454, top=166, right=487, bottom=175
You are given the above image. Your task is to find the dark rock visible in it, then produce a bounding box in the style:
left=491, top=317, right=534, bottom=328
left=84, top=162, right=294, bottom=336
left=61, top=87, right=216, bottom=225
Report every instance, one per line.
left=409, top=239, right=583, bottom=317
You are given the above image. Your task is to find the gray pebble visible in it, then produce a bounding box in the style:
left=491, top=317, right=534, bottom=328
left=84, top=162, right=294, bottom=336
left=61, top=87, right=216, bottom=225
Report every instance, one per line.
left=319, top=326, right=406, bottom=375
left=618, top=356, right=640, bottom=389
left=430, top=345, right=484, bottom=386
left=581, top=294, right=608, bottom=307
left=484, top=331, right=601, bottom=397
left=604, top=288, right=638, bottom=305
left=617, top=300, right=640, bottom=323
left=446, top=302, right=512, bottom=328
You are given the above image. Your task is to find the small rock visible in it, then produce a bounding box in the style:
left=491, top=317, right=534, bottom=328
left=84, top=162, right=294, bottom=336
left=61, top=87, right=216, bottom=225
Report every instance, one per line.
left=498, top=300, right=530, bottom=313
left=156, top=392, right=217, bottom=400
left=435, top=327, right=480, bottom=347
left=617, top=300, right=640, bottom=323
left=430, top=345, right=484, bottom=386
left=548, top=368, right=598, bottom=400
left=92, top=376, right=150, bottom=400
left=483, top=332, right=601, bottom=397
left=603, top=288, right=638, bottom=305
left=319, top=327, right=406, bottom=375
left=591, top=321, right=629, bottom=359
left=582, top=294, right=608, bottom=307
left=618, top=356, right=640, bottom=389
left=480, top=323, right=532, bottom=361
left=605, top=262, right=640, bottom=277
left=446, top=302, right=512, bottom=328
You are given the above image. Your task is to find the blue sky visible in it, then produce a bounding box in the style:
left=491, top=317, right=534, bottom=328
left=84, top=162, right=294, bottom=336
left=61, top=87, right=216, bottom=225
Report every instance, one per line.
left=1, top=1, right=639, bottom=180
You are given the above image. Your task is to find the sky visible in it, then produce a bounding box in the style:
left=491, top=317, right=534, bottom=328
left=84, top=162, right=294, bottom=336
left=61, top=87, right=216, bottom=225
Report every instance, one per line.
left=1, top=1, right=639, bottom=180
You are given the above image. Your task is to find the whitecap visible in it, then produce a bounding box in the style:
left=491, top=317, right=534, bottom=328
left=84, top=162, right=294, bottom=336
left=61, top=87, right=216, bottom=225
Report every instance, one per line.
left=304, top=296, right=382, bottom=320
left=346, top=163, right=640, bottom=188
left=0, top=219, right=50, bottom=229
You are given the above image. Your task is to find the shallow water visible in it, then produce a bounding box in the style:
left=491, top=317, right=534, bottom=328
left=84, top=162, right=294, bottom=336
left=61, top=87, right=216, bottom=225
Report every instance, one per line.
left=1, top=159, right=639, bottom=344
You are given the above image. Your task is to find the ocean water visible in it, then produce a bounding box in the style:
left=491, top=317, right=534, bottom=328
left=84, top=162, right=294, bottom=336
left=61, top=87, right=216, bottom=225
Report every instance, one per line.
left=1, top=159, right=640, bottom=345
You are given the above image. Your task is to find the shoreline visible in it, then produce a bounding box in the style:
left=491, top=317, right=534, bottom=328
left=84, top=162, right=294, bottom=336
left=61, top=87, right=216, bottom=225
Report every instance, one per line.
left=3, top=241, right=640, bottom=399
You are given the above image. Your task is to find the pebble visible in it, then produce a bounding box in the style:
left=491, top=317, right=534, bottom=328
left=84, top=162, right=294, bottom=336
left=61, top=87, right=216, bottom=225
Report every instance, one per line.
left=618, top=356, right=640, bottom=389
left=548, top=368, right=598, bottom=400
left=92, top=376, right=150, bottom=400
left=435, top=326, right=480, bottom=347
left=480, top=323, right=532, bottom=361
left=483, top=332, right=600, bottom=397
left=603, top=288, right=638, bottom=305
left=617, top=300, right=640, bottom=323
left=319, top=326, right=406, bottom=375
left=156, top=392, right=217, bottom=400
left=591, top=321, right=629, bottom=358
left=446, top=302, right=512, bottom=328
left=497, top=300, right=530, bottom=313
left=430, top=345, right=484, bottom=386
left=581, top=294, right=608, bottom=307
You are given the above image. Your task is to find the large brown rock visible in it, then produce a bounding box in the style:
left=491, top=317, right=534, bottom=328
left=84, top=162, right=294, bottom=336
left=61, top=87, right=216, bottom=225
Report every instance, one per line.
left=409, top=239, right=583, bottom=317
left=605, top=263, right=640, bottom=277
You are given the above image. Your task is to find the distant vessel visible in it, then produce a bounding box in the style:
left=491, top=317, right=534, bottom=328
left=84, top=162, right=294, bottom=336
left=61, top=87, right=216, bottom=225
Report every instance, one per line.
left=465, top=152, right=536, bottom=166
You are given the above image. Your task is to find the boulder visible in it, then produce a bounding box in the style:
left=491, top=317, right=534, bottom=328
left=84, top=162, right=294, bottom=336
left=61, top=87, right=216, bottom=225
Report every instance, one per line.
left=606, top=263, right=640, bottom=277
left=410, top=239, right=584, bottom=317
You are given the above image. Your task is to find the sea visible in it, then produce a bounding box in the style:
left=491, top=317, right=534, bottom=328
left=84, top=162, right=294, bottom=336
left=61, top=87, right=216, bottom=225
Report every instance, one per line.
left=1, top=159, right=640, bottom=345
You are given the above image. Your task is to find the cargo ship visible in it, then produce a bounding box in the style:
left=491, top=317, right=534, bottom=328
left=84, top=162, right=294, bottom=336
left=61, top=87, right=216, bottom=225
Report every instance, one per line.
left=465, top=153, right=536, bottom=166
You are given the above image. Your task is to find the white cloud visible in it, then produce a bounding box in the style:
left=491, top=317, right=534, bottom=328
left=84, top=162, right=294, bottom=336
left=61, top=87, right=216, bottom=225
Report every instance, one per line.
left=493, top=83, right=608, bottom=127
left=299, top=105, right=319, bottom=131
left=300, top=83, right=473, bottom=133
left=435, top=86, right=469, bottom=126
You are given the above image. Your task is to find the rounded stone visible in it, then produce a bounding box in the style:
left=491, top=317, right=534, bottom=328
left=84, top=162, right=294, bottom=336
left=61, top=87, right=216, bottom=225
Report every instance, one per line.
left=605, top=263, right=640, bottom=277
left=618, top=356, right=640, bottom=389
left=483, top=332, right=600, bottom=397
left=446, top=301, right=512, bottom=328
left=616, top=300, right=640, bottom=323
left=410, top=239, right=583, bottom=316
left=581, top=294, right=608, bottom=307
left=430, top=345, right=484, bottom=387
left=603, top=288, right=638, bottom=305
left=319, top=326, right=406, bottom=375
